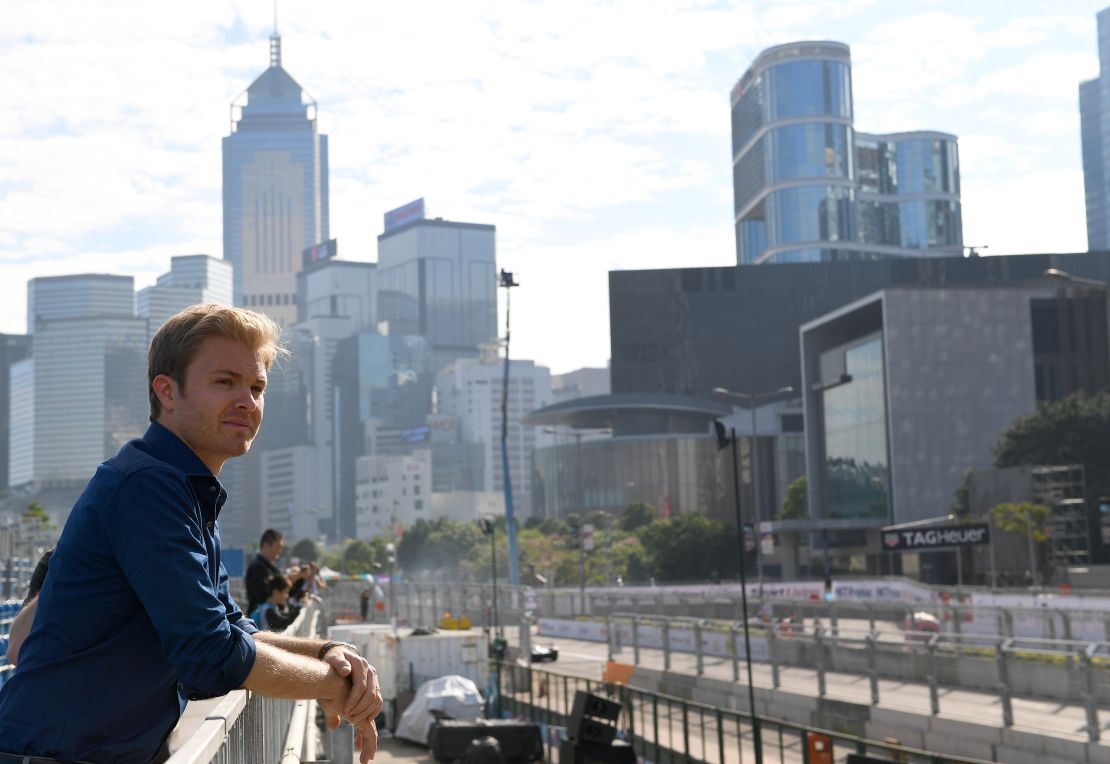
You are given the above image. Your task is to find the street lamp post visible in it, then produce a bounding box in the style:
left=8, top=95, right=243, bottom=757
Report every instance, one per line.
left=712, top=386, right=795, bottom=594
left=714, top=423, right=763, bottom=764
left=499, top=269, right=522, bottom=587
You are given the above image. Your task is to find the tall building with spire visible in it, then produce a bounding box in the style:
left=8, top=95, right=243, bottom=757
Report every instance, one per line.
left=222, top=30, right=330, bottom=327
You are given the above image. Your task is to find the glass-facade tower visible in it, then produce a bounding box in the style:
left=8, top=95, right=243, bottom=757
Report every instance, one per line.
left=731, top=41, right=962, bottom=265
left=1080, top=7, right=1110, bottom=250
left=223, top=34, right=329, bottom=327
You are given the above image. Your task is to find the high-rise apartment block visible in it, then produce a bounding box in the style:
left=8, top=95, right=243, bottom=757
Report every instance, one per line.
left=0, top=335, right=30, bottom=490
left=731, top=42, right=962, bottom=265
left=377, top=214, right=497, bottom=373
left=1081, top=7, right=1110, bottom=250
left=138, top=255, right=233, bottom=331
left=223, top=33, right=329, bottom=327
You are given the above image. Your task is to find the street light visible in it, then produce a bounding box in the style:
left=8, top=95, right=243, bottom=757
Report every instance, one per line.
left=713, top=420, right=763, bottom=764
left=1044, top=268, right=1109, bottom=291
left=712, top=385, right=795, bottom=593
left=499, top=270, right=522, bottom=587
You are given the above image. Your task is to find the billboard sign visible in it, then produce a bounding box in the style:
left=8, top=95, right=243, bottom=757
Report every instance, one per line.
left=384, top=198, right=426, bottom=232
left=302, top=238, right=338, bottom=268
left=880, top=523, right=990, bottom=552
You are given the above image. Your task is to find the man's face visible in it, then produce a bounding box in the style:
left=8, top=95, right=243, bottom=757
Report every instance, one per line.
left=262, top=537, right=284, bottom=562
left=154, top=335, right=267, bottom=475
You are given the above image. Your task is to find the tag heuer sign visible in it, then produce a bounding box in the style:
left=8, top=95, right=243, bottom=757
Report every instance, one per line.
left=880, top=523, right=990, bottom=551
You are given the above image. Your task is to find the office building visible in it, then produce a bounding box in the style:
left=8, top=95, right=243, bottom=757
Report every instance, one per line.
left=296, top=257, right=377, bottom=331
left=377, top=211, right=497, bottom=373
left=19, top=276, right=148, bottom=489
left=354, top=449, right=432, bottom=540
left=731, top=41, right=962, bottom=264
left=260, top=445, right=322, bottom=542
left=138, top=255, right=234, bottom=331
left=437, top=354, right=554, bottom=519
left=0, top=335, right=31, bottom=490
left=332, top=332, right=435, bottom=538
left=1081, top=7, right=1110, bottom=249
left=223, top=31, right=329, bottom=327
left=798, top=285, right=1099, bottom=577
left=552, top=367, right=610, bottom=404
left=609, top=252, right=1110, bottom=401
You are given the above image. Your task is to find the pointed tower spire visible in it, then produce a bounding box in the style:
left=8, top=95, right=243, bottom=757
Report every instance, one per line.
left=269, top=0, right=281, bottom=67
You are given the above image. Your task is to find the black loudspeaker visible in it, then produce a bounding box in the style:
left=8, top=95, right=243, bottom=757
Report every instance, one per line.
left=558, top=739, right=636, bottom=764
left=429, top=719, right=543, bottom=764
left=567, top=691, right=621, bottom=745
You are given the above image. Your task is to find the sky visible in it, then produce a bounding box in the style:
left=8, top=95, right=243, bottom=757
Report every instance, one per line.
left=0, top=1, right=1106, bottom=374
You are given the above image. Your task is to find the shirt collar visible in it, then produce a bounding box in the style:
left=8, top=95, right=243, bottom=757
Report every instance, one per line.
left=143, top=422, right=228, bottom=516
left=144, top=421, right=214, bottom=477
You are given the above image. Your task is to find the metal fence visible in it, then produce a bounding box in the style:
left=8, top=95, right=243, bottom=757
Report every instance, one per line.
left=387, top=581, right=1110, bottom=643
left=594, top=612, right=1110, bottom=741
left=165, top=602, right=362, bottom=764
left=496, top=662, right=993, bottom=764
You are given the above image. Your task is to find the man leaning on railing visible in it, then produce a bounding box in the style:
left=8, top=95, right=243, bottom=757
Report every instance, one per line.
left=0, top=306, right=382, bottom=764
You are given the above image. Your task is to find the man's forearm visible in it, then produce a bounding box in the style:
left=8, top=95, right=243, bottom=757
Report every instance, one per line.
left=241, top=639, right=348, bottom=701
left=253, top=630, right=336, bottom=659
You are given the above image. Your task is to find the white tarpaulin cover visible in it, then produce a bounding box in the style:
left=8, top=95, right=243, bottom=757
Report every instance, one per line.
left=396, top=674, right=484, bottom=746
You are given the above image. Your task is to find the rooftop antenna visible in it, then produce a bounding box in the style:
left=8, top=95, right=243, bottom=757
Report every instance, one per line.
left=269, top=0, right=281, bottom=68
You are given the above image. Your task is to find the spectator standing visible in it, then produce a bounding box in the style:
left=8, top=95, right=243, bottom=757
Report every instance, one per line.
left=245, top=528, right=284, bottom=617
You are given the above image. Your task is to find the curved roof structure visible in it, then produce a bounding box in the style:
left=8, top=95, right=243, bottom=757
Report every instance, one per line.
left=523, top=393, right=730, bottom=437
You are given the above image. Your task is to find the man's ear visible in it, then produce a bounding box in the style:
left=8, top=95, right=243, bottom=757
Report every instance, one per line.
left=152, top=374, right=177, bottom=414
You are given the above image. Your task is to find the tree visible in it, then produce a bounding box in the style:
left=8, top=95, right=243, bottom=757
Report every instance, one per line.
left=340, top=539, right=377, bottom=575
left=637, top=513, right=736, bottom=581
left=780, top=476, right=807, bottom=520
left=618, top=502, right=656, bottom=532
left=991, top=502, right=1050, bottom=542
left=995, top=390, right=1110, bottom=498
left=290, top=538, right=319, bottom=564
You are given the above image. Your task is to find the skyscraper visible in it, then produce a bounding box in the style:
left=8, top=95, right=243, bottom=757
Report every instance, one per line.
left=17, top=276, right=148, bottom=489
left=377, top=210, right=497, bottom=373
left=731, top=41, right=962, bottom=265
left=137, top=255, right=233, bottom=331
left=223, top=31, right=329, bottom=327
left=1081, top=7, right=1110, bottom=250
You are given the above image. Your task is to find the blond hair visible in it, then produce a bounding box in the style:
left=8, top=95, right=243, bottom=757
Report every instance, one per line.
left=148, top=304, right=286, bottom=420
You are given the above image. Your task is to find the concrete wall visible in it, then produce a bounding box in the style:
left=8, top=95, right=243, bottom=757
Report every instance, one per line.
left=882, top=288, right=1044, bottom=524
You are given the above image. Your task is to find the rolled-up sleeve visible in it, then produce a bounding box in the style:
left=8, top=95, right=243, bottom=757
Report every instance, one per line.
left=109, top=469, right=257, bottom=694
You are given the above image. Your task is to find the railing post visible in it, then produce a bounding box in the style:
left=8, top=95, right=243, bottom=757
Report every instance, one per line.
left=662, top=619, right=671, bottom=671
left=766, top=617, right=780, bottom=689
left=695, top=620, right=704, bottom=676
left=633, top=617, right=641, bottom=666
left=928, top=635, right=940, bottom=716
left=1062, top=610, right=1074, bottom=642
left=866, top=630, right=880, bottom=705
left=829, top=600, right=839, bottom=638
left=815, top=625, right=826, bottom=698
left=606, top=614, right=614, bottom=662
left=953, top=604, right=962, bottom=636
left=997, top=638, right=1014, bottom=727
left=1003, top=608, right=1014, bottom=639
left=866, top=602, right=876, bottom=633
left=730, top=622, right=740, bottom=682
left=1083, top=644, right=1101, bottom=743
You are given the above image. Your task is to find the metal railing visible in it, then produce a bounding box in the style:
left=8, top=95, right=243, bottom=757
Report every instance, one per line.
left=496, top=662, right=993, bottom=764
left=388, top=580, right=1110, bottom=642
left=592, top=612, right=1110, bottom=741
left=165, top=602, right=360, bottom=764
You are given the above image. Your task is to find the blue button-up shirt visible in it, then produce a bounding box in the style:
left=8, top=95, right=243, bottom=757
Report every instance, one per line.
left=0, top=423, right=258, bottom=764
